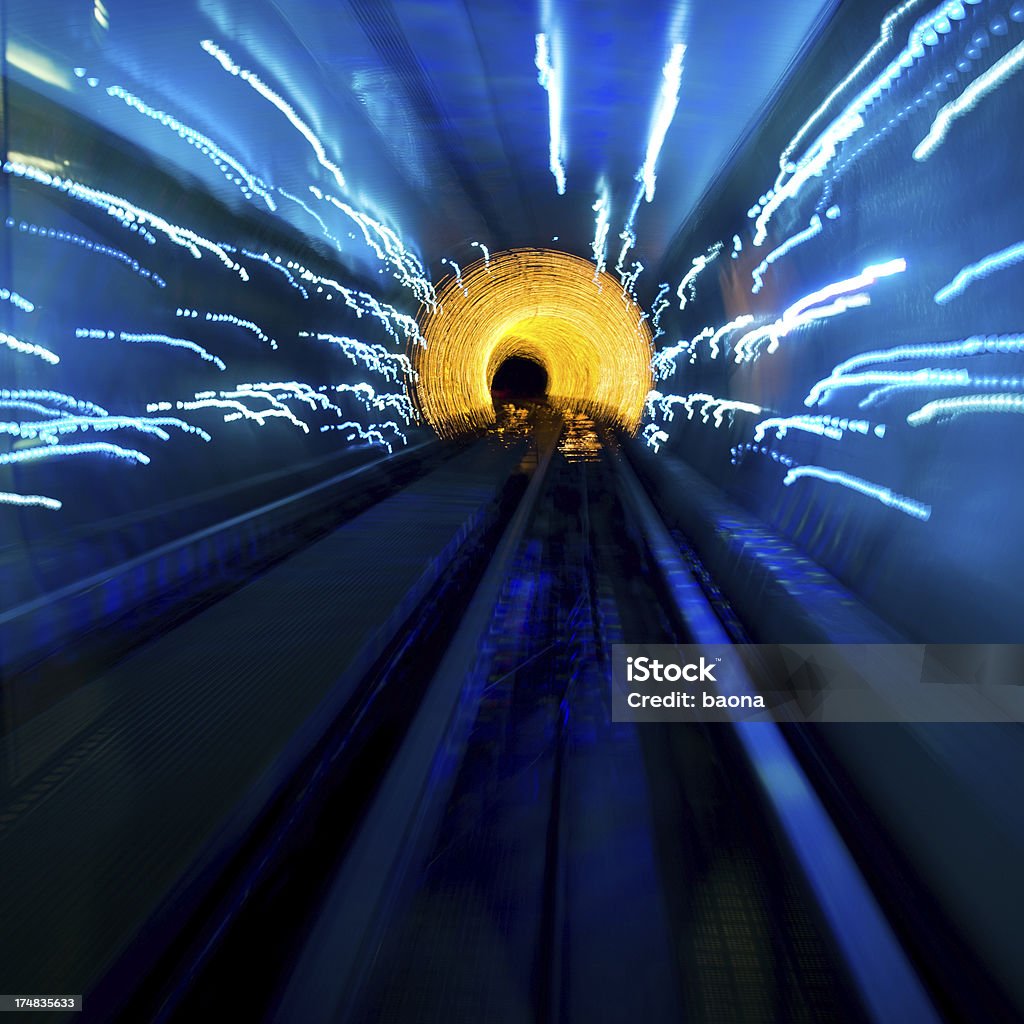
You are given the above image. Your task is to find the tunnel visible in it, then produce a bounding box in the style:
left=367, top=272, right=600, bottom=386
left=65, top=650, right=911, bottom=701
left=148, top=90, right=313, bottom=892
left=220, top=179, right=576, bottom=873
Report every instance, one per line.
left=1, top=1, right=1023, bottom=1022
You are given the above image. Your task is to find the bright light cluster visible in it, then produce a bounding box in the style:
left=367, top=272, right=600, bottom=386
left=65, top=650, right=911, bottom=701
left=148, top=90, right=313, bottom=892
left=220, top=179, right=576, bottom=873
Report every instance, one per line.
left=413, top=249, right=653, bottom=437
left=749, top=0, right=971, bottom=243
left=276, top=256, right=425, bottom=346
left=298, top=333, right=413, bottom=383
left=653, top=315, right=758, bottom=376
left=734, top=258, right=906, bottom=363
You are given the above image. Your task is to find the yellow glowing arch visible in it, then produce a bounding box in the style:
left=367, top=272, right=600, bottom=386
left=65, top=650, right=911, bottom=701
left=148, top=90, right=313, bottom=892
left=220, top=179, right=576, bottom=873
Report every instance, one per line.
left=412, top=248, right=653, bottom=437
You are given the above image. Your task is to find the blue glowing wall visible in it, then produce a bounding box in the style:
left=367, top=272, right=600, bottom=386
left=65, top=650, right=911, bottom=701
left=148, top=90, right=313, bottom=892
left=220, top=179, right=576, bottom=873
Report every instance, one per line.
left=0, top=7, right=431, bottom=606
left=647, top=0, right=1024, bottom=642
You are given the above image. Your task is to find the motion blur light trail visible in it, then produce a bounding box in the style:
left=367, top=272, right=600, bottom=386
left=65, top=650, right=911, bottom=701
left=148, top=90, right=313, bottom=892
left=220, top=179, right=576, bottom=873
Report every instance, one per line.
left=413, top=249, right=653, bottom=437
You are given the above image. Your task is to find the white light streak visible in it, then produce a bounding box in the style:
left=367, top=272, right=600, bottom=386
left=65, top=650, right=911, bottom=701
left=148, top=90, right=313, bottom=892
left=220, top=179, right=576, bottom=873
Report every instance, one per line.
left=535, top=33, right=567, bottom=195
left=914, top=40, right=1024, bottom=161
left=640, top=43, right=686, bottom=202
left=201, top=39, right=346, bottom=191
left=783, top=465, right=931, bottom=521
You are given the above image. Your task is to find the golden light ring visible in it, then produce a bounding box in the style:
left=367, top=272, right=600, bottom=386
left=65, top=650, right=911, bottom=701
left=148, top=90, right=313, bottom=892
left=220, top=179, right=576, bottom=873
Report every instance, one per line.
left=411, top=248, right=654, bottom=437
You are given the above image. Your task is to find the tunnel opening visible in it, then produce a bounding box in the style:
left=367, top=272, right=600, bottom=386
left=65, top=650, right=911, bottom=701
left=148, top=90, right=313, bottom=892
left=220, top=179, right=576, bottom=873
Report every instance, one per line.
left=490, top=356, right=549, bottom=403
left=413, top=248, right=654, bottom=439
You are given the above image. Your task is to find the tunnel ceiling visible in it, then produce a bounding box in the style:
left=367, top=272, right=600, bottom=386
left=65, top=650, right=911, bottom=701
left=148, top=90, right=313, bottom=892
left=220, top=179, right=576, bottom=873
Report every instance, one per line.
left=7, top=0, right=837, bottom=292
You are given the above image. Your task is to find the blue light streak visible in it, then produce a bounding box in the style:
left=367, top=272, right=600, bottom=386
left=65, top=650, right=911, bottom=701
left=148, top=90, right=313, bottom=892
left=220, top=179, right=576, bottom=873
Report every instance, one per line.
left=0, top=442, right=151, bottom=466
left=751, top=215, right=822, bottom=294
left=0, top=287, right=34, bottom=312
left=312, top=188, right=435, bottom=307
left=0, top=390, right=108, bottom=417
left=646, top=389, right=762, bottom=427
left=914, top=40, right=1024, bottom=161
left=177, top=308, right=278, bottom=350
left=3, top=160, right=246, bottom=278
left=1, top=331, right=59, bottom=365
left=591, top=180, right=611, bottom=278
left=783, top=464, right=931, bottom=521
left=934, top=239, right=1024, bottom=303
left=907, top=393, right=1024, bottom=425
left=298, top=332, right=414, bottom=383
left=5, top=217, right=167, bottom=288
left=75, top=329, right=227, bottom=370
left=753, top=414, right=885, bottom=443
left=676, top=242, right=723, bottom=309
left=734, top=258, right=906, bottom=363
left=0, top=491, right=62, bottom=511
left=241, top=250, right=309, bottom=299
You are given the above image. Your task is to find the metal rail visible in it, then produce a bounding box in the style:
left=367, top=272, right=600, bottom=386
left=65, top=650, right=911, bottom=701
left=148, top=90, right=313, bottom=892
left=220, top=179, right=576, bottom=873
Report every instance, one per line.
left=272, top=425, right=561, bottom=1024
left=609, top=450, right=942, bottom=1024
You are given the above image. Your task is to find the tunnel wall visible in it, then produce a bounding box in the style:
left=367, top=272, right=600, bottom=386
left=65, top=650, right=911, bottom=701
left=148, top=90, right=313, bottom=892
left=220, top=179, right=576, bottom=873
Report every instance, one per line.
left=648, top=0, right=1024, bottom=642
left=0, top=40, right=427, bottom=608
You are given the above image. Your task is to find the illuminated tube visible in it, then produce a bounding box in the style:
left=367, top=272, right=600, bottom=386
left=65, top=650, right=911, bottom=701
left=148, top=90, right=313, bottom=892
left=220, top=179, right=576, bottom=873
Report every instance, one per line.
left=783, top=465, right=931, bottom=521
left=413, top=248, right=653, bottom=437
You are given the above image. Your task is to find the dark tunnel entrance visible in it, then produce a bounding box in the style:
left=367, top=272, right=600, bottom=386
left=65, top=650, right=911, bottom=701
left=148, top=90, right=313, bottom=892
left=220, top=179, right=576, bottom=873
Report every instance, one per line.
left=490, top=356, right=549, bottom=402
